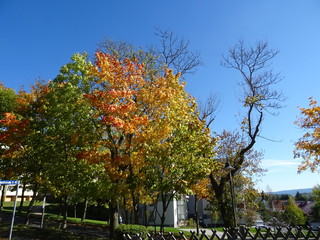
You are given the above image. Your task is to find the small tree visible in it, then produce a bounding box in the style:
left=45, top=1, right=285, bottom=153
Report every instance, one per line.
left=283, top=197, right=307, bottom=226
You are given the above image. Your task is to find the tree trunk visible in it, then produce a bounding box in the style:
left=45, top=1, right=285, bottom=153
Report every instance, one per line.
left=58, top=197, right=63, bottom=216
left=159, top=193, right=174, bottom=233
left=194, top=194, right=200, bottom=235
left=109, top=200, right=119, bottom=239
left=0, top=185, right=8, bottom=222
left=209, top=173, right=234, bottom=228
left=60, top=196, right=68, bottom=231
left=132, top=193, right=139, bottom=224
left=25, top=183, right=38, bottom=225
left=74, top=203, right=77, bottom=218
left=19, top=182, right=27, bottom=214
left=81, top=198, right=88, bottom=221
left=0, top=185, right=7, bottom=210
left=123, top=197, right=128, bottom=224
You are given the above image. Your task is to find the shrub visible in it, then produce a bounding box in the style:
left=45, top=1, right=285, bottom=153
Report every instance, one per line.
left=115, top=224, right=147, bottom=240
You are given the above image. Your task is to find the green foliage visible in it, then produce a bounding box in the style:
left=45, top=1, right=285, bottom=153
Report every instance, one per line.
left=295, top=191, right=313, bottom=201
left=115, top=224, right=147, bottom=240
left=283, top=197, right=307, bottom=226
left=311, top=185, right=320, bottom=221
left=0, top=84, right=16, bottom=119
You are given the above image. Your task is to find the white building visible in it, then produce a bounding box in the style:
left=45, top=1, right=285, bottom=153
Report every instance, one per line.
left=0, top=185, right=33, bottom=201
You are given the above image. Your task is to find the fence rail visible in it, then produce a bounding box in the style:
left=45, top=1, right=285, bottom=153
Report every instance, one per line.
left=123, top=226, right=320, bottom=240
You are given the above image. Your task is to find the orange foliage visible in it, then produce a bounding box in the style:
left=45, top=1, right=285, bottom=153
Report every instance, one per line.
left=82, top=51, right=190, bottom=187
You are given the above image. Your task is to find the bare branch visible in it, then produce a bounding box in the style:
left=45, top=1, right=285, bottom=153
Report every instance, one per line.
left=197, top=92, right=221, bottom=128
left=154, top=28, right=203, bottom=77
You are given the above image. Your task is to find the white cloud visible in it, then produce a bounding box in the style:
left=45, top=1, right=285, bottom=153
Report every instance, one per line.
left=261, top=159, right=300, bottom=168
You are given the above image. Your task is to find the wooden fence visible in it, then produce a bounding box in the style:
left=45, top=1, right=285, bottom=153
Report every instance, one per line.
left=123, top=226, right=320, bottom=240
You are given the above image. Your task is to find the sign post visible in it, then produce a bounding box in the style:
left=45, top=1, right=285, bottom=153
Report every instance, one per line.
left=0, top=180, right=19, bottom=240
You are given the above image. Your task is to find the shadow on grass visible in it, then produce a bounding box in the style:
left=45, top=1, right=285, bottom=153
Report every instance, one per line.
left=0, top=223, right=106, bottom=240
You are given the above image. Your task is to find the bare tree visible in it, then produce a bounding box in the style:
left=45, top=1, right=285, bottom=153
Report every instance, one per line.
left=98, top=29, right=203, bottom=80
left=208, top=39, right=285, bottom=228
left=154, top=28, right=203, bottom=77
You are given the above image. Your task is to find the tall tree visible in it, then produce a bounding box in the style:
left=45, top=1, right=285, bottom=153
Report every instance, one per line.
left=209, top=130, right=265, bottom=227
left=0, top=84, right=53, bottom=223
left=144, top=100, right=215, bottom=232
left=82, top=51, right=213, bottom=235
left=208, top=39, right=285, bottom=227
left=40, top=53, right=105, bottom=230
left=0, top=84, right=17, bottom=210
left=294, top=97, right=320, bottom=172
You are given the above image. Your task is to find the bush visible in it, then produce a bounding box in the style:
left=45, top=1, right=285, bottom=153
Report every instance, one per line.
left=115, top=224, right=147, bottom=240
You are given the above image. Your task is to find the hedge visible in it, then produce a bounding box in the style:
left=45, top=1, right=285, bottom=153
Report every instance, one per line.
left=115, top=224, right=148, bottom=240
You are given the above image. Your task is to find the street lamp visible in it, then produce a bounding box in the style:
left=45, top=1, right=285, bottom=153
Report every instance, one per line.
left=225, top=162, right=237, bottom=228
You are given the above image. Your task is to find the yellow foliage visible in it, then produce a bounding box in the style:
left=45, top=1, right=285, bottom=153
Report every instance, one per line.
left=294, top=97, right=320, bottom=172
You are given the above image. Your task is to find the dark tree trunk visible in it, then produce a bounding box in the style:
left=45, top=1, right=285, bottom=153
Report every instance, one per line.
left=58, top=197, right=63, bottom=216
left=19, top=182, right=27, bottom=214
left=109, top=200, right=119, bottom=239
left=159, top=193, right=174, bottom=233
left=0, top=185, right=7, bottom=222
left=60, top=196, right=68, bottom=231
left=209, top=173, right=234, bottom=228
left=25, top=183, right=38, bottom=225
left=194, top=194, right=200, bottom=235
left=0, top=185, right=7, bottom=210
left=132, top=193, right=139, bottom=224
left=74, top=203, right=77, bottom=218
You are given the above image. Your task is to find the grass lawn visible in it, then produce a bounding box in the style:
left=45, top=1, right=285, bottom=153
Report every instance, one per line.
left=0, top=223, right=106, bottom=240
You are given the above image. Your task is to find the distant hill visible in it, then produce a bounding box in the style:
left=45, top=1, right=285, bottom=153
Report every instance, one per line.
left=273, top=188, right=313, bottom=195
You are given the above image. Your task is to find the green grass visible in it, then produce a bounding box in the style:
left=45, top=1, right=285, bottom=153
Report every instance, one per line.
left=2, top=201, right=110, bottom=226
left=0, top=223, right=106, bottom=240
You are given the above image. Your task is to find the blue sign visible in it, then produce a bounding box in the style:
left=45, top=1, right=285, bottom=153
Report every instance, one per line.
left=0, top=180, right=19, bottom=185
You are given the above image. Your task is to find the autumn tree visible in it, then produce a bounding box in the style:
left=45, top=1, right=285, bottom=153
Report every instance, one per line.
left=0, top=84, right=17, bottom=210
left=294, top=98, right=320, bottom=172
left=40, top=54, right=106, bottom=229
left=0, top=54, right=105, bottom=229
left=80, top=50, right=213, bottom=236
left=206, top=39, right=285, bottom=227
left=0, top=83, right=17, bottom=119
left=98, top=31, right=204, bottom=227
left=0, top=84, right=54, bottom=223
left=143, top=97, right=215, bottom=232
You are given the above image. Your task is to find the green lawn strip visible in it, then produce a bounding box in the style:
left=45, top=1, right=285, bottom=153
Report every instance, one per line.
left=146, top=226, right=192, bottom=237
left=2, top=204, right=109, bottom=228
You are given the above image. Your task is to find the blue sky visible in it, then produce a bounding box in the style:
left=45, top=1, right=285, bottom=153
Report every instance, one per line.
left=1, top=1, right=320, bottom=192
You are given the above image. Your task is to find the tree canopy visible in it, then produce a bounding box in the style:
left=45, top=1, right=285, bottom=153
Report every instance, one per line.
left=0, top=50, right=213, bottom=235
